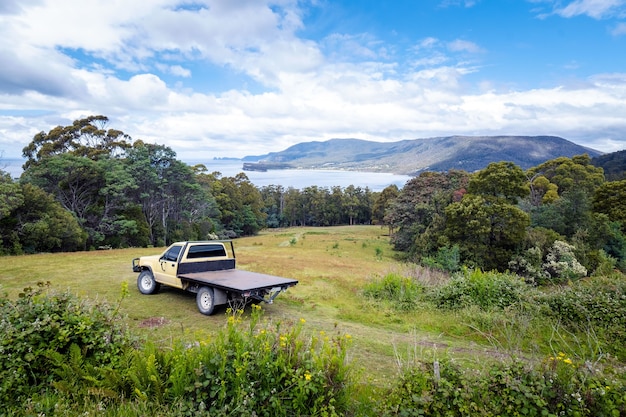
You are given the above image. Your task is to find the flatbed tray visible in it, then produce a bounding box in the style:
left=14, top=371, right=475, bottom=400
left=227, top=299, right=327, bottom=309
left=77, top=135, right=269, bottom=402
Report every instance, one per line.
left=179, top=269, right=298, bottom=292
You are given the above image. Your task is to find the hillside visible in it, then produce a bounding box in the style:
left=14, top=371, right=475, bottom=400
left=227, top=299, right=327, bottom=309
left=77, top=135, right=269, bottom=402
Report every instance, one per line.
left=592, top=149, right=626, bottom=181
left=244, top=135, right=602, bottom=174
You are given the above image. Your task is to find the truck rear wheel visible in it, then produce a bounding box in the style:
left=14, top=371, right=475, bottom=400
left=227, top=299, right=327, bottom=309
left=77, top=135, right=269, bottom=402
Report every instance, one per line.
left=137, top=270, right=160, bottom=295
left=197, top=286, right=215, bottom=315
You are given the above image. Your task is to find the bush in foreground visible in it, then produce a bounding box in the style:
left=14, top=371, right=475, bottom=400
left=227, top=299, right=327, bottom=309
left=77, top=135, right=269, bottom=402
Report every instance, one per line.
left=0, top=286, right=353, bottom=416
left=0, top=282, right=135, bottom=408
left=126, top=306, right=353, bottom=416
left=376, top=357, right=626, bottom=417
left=427, top=268, right=529, bottom=310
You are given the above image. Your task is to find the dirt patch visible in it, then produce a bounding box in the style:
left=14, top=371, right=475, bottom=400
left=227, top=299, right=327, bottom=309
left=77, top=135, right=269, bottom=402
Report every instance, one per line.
left=138, top=317, right=169, bottom=328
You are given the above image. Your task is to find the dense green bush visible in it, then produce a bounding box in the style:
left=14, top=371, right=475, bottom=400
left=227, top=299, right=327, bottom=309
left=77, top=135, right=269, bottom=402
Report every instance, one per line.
left=427, top=268, right=529, bottom=310
left=0, top=282, right=135, bottom=408
left=376, top=357, right=626, bottom=416
left=535, top=275, right=626, bottom=360
left=362, top=272, right=424, bottom=310
left=421, top=244, right=461, bottom=273
left=124, top=305, right=353, bottom=416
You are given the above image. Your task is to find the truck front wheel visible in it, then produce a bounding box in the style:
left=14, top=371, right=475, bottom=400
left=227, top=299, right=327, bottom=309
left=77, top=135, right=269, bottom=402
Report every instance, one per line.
left=197, top=286, right=215, bottom=315
left=137, top=270, right=160, bottom=295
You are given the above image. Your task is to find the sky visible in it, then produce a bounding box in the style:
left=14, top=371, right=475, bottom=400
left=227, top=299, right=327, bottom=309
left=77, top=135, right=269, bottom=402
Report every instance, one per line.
left=1, top=0, right=626, bottom=165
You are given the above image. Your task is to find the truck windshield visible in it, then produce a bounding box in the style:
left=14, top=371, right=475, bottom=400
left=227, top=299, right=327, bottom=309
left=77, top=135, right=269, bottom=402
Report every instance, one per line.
left=162, top=245, right=183, bottom=262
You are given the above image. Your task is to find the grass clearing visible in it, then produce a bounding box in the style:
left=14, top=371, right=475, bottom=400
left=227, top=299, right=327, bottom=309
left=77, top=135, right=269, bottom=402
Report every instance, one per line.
left=0, top=226, right=552, bottom=384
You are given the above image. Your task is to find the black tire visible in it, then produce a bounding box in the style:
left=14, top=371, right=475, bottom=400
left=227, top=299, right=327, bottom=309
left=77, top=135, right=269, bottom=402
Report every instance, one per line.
left=137, top=270, right=160, bottom=295
left=196, top=286, right=215, bottom=315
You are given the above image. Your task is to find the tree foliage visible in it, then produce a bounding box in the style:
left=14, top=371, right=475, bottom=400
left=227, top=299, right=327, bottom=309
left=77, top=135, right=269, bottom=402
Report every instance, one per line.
left=386, top=154, right=625, bottom=276
left=593, top=179, right=626, bottom=232
left=468, top=161, right=529, bottom=204
left=22, top=115, right=132, bottom=169
left=0, top=183, right=85, bottom=254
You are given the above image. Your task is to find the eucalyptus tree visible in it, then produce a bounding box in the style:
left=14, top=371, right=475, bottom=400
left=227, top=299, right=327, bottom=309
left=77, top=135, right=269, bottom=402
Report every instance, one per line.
left=124, top=141, right=217, bottom=245
left=20, top=116, right=137, bottom=248
left=22, top=115, right=132, bottom=169
left=201, top=172, right=265, bottom=236
left=527, top=154, right=605, bottom=197
left=1, top=183, right=85, bottom=253
left=372, top=184, right=399, bottom=231
left=20, top=153, right=135, bottom=248
left=445, top=162, right=530, bottom=271
left=386, top=170, right=469, bottom=256
left=593, top=179, right=626, bottom=232
left=259, top=184, right=286, bottom=228
left=0, top=171, right=22, bottom=220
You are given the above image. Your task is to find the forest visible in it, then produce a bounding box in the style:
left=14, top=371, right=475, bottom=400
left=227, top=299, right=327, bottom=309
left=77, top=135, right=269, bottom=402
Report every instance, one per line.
left=1, top=115, right=626, bottom=279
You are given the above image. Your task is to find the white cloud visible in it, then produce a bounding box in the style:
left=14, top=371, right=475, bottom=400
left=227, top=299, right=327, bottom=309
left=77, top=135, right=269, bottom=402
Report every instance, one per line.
left=447, top=39, right=485, bottom=54
left=551, top=0, right=626, bottom=19
left=612, top=22, right=626, bottom=34
left=1, top=0, right=625, bottom=165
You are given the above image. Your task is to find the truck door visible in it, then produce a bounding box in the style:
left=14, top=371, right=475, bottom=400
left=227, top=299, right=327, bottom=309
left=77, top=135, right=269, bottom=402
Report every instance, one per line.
left=155, top=244, right=183, bottom=288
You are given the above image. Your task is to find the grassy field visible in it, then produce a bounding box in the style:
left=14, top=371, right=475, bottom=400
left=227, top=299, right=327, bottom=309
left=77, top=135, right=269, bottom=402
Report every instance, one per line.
left=0, top=226, right=531, bottom=385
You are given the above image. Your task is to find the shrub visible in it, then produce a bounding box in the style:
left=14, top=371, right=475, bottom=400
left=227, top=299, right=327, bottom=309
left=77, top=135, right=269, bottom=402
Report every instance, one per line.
left=0, top=282, right=135, bottom=408
left=421, top=244, right=461, bottom=272
left=508, top=245, right=548, bottom=284
left=362, top=273, right=423, bottom=311
left=542, top=240, right=587, bottom=284
left=126, top=306, right=354, bottom=416
left=535, top=275, right=626, bottom=360
left=427, top=268, right=529, bottom=310
left=376, top=357, right=626, bottom=416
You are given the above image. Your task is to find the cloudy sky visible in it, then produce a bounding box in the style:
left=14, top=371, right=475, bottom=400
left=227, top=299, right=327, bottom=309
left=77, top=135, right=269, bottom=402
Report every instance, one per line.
left=1, top=0, right=625, bottom=164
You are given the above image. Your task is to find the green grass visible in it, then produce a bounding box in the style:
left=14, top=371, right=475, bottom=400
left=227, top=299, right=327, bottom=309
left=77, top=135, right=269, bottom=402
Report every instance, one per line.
left=0, top=225, right=601, bottom=386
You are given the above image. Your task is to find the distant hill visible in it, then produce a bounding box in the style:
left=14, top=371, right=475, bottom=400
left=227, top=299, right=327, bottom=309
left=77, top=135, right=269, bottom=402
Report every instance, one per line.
left=244, top=136, right=602, bottom=175
left=592, top=150, right=626, bottom=181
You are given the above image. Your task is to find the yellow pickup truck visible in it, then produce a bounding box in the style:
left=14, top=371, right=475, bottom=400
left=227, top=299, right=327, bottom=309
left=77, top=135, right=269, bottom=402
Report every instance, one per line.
left=132, top=240, right=298, bottom=315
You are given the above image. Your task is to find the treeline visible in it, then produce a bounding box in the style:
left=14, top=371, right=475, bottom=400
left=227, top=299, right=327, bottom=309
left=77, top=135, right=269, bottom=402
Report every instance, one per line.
left=0, top=116, right=376, bottom=254
left=2, top=115, right=626, bottom=279
left=384, top=157, right=626, bottom=279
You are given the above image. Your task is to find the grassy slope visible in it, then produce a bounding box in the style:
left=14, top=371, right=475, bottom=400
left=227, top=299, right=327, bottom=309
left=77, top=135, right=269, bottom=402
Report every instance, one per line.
left=0, top=226, right=517, bottom=385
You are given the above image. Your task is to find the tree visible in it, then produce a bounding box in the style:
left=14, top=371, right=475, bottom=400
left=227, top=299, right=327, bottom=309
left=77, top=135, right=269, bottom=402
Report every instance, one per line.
left=1, top=184, right=86, bottom=253
left=468, top=161, right=529, bottom=204
left=259, top=185, right=286, bottom=228
left=372, top=184, right=399, bottom=230
left=593, top=179, right=626, bottom=232
left=531, top=188, right=592, bottom=238
left=22, top=115, right=132, bottom=169
left=386, top=171, right=469, bottom=255
left=282, top=187, right=302, bottom=227
left=0, top=171, right=23, bottom=220
left=445, top=194, right=530, bottom=271
left=527, top=174, right=558, bottom=206
left=202, top=172, right=265, bottom=236
left=342, top=185, right=361, bottom=225
left=125, top=142, right=217, bottom=245
left=528, top=154, right=605, bottom=197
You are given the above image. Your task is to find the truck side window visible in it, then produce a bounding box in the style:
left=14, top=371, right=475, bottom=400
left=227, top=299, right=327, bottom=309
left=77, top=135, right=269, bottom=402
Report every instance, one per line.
left=187, top=244, right=227, bottom=259
left=163, top=245, right=182, bottom=262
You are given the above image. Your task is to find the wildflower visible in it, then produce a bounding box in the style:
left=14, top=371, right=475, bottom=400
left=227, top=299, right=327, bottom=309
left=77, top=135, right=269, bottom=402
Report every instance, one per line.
left=304, top=372, right=312, bottom=381
left=300, top=318, right=306, bottom=324
left=563, top=358, right=573, bottom=365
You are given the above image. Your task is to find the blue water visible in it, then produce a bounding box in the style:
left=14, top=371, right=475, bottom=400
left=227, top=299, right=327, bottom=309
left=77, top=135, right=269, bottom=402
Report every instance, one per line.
left=196, top=160, right=412, bottom=191
left=2, top=158, right=412, bottom=191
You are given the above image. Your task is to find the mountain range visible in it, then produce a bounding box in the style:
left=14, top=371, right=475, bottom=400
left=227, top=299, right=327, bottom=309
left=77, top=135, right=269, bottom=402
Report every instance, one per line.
left=243, top=136, right=603, bottom=175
